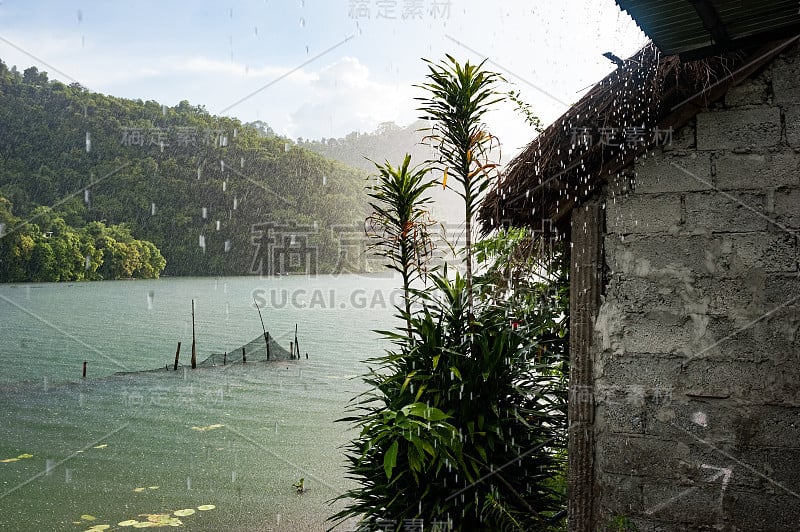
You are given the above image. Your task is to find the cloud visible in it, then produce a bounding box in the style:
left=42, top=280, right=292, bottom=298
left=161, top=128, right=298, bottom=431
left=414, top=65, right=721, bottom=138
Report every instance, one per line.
left=285, top=56, right=417, bottom=140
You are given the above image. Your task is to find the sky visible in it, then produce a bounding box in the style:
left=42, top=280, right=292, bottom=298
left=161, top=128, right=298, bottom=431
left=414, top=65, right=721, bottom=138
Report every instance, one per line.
left=0, top=0, right=648, bottom=162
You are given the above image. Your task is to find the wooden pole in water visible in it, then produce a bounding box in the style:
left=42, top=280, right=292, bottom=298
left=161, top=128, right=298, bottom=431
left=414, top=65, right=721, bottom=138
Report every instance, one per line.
left=223, top=351, right=227, bottom=365
left=294, top=324, right=299, bottom=360
left=289, top=341, right=293, bottom=359
left=82, top=360, right=87, bottom=378
left=173, top=341, right=181, bottom=370
left=254, top=297, right=270, bottom=361
left=191, top=299, right=197, bottom=369
left=242, top=346, right=247, bottom=364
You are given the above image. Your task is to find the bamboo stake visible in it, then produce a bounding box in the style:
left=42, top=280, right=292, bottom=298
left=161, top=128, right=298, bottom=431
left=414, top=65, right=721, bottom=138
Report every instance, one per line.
left=254, top=297, right=270, bottom=361
left=82, top=360, right=87, bottom=378
left=242, top=346, right=247, bottom=364
left=294, top=324, right=299, bottom=360
left=173, top=341, right=181, bottom=370
left=191, top=299, right=197, bottom=369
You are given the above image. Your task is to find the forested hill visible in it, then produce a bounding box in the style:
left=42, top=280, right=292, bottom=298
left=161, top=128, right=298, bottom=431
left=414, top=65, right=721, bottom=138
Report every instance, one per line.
left=0, top=61, right=369, bottom=281
left=300, top=121, right=464, bottom=224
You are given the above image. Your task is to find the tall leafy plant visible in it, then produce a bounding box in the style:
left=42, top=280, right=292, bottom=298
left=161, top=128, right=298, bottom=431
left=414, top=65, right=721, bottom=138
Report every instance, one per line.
left=416, top=55, right=503, bottom=318
left=365, top=154, right=435, bottom=335
left=330, top=58, right=567, bottom=532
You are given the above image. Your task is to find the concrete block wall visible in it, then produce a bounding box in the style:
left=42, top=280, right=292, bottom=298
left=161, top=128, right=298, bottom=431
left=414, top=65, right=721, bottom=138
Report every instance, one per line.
left=594, top=44, right=800, bottom=531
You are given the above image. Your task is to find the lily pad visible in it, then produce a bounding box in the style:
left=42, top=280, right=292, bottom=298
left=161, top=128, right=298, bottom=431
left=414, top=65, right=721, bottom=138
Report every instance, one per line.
left=0, top=458, right=19, bottom=463
left=133, top=487, right=146, bottom=493
left=148, top=486, right=159, bottom=490
left=16, top=453, right=33, bottom=459
left=197, top=504, right=216, bottom=511
left=85, top=525, right=110, bottom=531
left=132, top=523, right=155, bottom=528
left=118, top=520, right=139, bottom=527
left=173, top=508, right=195, bottom=517
left=81, top=514, right=97, bottom=521
left=190, top=423, right=224, bottom=432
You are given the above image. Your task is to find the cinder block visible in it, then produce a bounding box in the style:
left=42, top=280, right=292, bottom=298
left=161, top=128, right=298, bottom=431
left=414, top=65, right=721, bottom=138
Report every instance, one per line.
left=764, top=273, right=800, bottom=308
left=725, top=489, right=800, bottom=531
left=622, top=314, right=697, bottom=355
left=772, top=56, right=800, bottom=105
left=605, top=234, right=711, bottom=279
left=782, top=104, right=800, bottom=147
left=678, top=359, right=782, bottom=401
left=725, top=78, right=768, bottom=107
left=684, top=191, right=767, bottom=233
left=720, top=232, right=797, bottom=273
left=597, top=400, right=646, bottom=434
left=605, top=275, right=702, bottom=314
left=774, top=188, right=800, bottom=229
left=633, top=153, right=711, bottom=193
left=597, top=434, right=688, bottom=479
left=640, top=480, right=723, bottom=524
left=715, top=152, right=800, bottom=190
left=606, top=193, right=682, bottom=234
left=696, top=107, right=781, bottom=150
left=596, top=353, right=685, bottom=390
left=596, top=473, right=644, bottom=516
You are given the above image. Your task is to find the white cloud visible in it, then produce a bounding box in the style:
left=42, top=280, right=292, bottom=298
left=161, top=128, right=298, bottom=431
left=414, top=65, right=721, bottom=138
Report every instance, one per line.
left=285, top=56, right=417, bottom=140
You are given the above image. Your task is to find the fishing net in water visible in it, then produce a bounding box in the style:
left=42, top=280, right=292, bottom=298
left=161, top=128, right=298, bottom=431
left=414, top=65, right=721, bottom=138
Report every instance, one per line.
left=197, top=332, right=301, bottom=367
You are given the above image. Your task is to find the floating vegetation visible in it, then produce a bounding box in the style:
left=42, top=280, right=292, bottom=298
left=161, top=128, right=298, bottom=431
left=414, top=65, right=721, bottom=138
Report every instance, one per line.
left=133, top=485, right=159, bottom=493
left=80, top=505, right=214, bottom=529
left=191, top=424, right=224, bottom=432
left=1, top=452, right=34, bottom=463
left=93, top=444, right=108, bottom=449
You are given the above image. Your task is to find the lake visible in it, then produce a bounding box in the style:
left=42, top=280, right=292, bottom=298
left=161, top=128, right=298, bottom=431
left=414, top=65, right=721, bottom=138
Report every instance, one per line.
left=0, top=275, right=400, bottom=531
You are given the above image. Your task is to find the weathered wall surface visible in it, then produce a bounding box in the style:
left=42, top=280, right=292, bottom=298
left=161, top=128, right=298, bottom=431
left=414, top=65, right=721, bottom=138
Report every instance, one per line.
left=594, top=45, right=800, bottom=531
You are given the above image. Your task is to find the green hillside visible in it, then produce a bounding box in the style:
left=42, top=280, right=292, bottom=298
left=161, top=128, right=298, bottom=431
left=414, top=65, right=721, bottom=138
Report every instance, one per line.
left=0, top=61, right=368, bottom=281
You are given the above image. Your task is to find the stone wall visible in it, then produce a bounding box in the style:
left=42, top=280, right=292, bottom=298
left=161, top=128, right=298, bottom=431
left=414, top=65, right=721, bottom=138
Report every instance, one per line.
left=593, top=44, right=800, bottom=531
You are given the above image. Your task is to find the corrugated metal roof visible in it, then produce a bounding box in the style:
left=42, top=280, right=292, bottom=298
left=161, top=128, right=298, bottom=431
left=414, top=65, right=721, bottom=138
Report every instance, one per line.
left=615, top=0, right=800, bottom=58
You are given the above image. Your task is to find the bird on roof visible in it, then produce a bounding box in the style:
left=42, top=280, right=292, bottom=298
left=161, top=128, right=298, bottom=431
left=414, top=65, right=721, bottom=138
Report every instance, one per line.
left=603, top=52, right=625, bottom=68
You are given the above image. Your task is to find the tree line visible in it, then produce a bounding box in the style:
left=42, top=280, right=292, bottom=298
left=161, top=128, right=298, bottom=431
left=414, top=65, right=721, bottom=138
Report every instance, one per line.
left=0, top=60, right=368, bottom=281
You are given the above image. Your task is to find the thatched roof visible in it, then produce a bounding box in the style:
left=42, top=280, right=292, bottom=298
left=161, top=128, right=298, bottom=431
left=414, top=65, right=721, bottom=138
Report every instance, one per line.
left=479, top=37, right=800, bottom=237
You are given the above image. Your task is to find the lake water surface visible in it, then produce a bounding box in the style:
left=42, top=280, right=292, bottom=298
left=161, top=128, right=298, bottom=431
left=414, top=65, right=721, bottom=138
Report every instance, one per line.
left=0, top=275, right=399, bottom=531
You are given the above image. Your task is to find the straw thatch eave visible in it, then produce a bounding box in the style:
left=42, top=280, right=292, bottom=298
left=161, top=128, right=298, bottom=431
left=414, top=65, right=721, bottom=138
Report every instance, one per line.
left=479, top=37, right=800, bottom=237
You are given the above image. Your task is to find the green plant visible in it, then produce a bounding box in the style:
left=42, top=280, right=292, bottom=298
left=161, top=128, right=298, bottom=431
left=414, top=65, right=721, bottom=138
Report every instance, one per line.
left=417, top=55, right=503, bottom=319
left=330, top=57, right=568, bottom=532
left=365, top=154, right=435, bottom=336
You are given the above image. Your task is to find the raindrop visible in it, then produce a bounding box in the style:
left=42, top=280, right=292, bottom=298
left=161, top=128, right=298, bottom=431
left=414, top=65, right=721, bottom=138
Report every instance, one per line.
left=84, top=189, right=90, bottom=204
left=201, top=207, right=208, bottom=219
left=224, top=240, right=231, bottom=253
left=221, top=160, right=226, bottom=172
left=254, top=26, right=258, bottom=36
left=240, top=156, right=245, bottom=168
left=199, top=234, right=206, bottom=251
left=84, top=255, right=91, bottom=270
left=216, top=220, right=221, bottom=231
left=322, top=175, right=327, bottom=186
left=284, top=142, right=290, bottom=152
left=76, top=9, right=82, bottom=23
left=85, top=131, right=91, bottom=152
left=151, top=202, right=157, bottom=215
left=299, top=17, right=305, bottom=28
left=222, top=180, right=227, bottom=192
left=233, top=197, right=238, bottom=210
left=197, top=166, right=202, bottom=180
left=147, top=290, right=154, bottom=310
